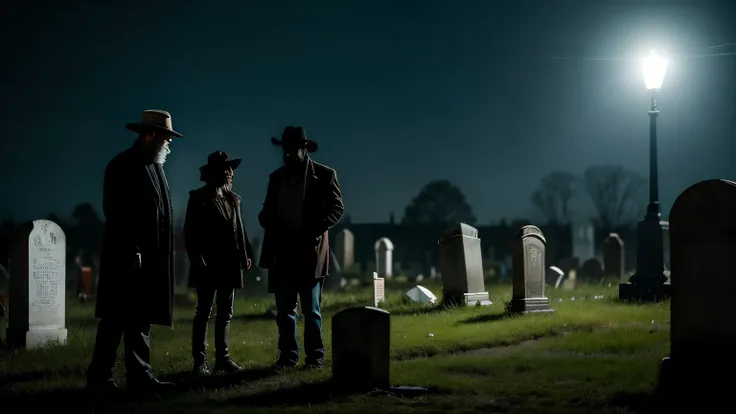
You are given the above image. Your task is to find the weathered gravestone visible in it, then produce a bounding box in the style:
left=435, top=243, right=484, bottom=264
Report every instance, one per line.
left=659, top=179, right=736, bottom=403
left=335, top=229, right=355, bottom=271
left=374, top=237, right=394, bottom=278
left=7, top=220, right=68, bottom=349
left=332, top=306, right=390, bottom=390
left=508, top=225, right=553, bottom=313
left=572, top=220, right=596, bottom=263
left=372, top=272, right=385, bottom=307
left=438, top=223, right=491, bottom=306
left=578, top=258, right=604, bottom=284
left=603, top=233, right=625, bottom=282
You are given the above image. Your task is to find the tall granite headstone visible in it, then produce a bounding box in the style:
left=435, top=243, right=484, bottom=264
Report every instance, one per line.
left=438, top=222, right=491, bottom=306
left=603, top=233, right=625, bottom=282
left=7, top=219, right=67, bottom=349
left=374, top=237, right=394, bottom=278
left=508, top=225, right=553, bottom=313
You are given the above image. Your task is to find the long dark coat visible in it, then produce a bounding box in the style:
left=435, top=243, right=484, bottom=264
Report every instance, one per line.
left=258, top=159, right=344, bottom=293
left=95, top=142, right=175, bottom=327
left=183, top=186, right=253, bottom=289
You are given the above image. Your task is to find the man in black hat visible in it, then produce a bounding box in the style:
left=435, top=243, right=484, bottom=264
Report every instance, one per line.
left=86, top=110, right=181, bottom=399
left=184, top=151, right=253, bottom=376
left=258, top=126, right=344, bottom=370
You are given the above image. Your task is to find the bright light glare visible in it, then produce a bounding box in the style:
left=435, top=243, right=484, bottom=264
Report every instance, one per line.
left=641, top=49, right=668, bottom=90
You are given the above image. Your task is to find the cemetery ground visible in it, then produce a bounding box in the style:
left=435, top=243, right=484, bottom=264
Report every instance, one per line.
left=1, top=278, right=669, bottom=413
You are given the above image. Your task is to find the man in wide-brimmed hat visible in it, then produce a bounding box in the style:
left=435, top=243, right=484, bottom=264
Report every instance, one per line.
left=258, top=126, right=344, bottom=370
left=86, top=109, right=182, bottom=400
left=184, top=151, right=254, bottom=376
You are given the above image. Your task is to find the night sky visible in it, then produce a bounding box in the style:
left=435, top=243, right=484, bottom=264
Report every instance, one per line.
left=1, top=0, right=734, bottom=233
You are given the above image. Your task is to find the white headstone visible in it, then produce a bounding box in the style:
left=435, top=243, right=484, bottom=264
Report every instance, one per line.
left=508, top=225, right=553, bottom=313
left=572, top=220, right=596, bottom=263
left=7, top=219, right=68, bottom=349
left=374, top=237, right=394, bottom=278
left=372, top=272, right=385, bottom=307
left=405, top=285, right=437, bottom=305
left=438, top=223, right=491, bottom=306
left=336, top=229, right=355, bottom=271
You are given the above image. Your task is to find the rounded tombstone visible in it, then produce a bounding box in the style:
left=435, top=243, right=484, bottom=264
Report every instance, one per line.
left=374, top=237, right=394, bottom=278
left=602, top=233, right=625, bottom=281
left=509, top=225, right=552, bottom=313
left=667, top=179, right=736, bottom=403
left=331, top=306, right=391, bottom=391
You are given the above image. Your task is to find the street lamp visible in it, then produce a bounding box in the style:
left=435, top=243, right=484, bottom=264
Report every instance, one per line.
left=620, top=49, right=670, bottom=300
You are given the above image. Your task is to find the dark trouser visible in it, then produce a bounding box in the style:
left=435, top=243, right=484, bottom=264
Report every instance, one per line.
left=274, top=277, right=325, bottom=364
left=86, top=318, right=153, bottom=383
left=192, top=287, right=235, bottom=363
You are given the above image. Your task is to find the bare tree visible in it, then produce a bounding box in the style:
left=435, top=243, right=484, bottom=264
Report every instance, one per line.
left=583, top=165, right=647, bottom=230
left=529, top=171, right=578, bottom=225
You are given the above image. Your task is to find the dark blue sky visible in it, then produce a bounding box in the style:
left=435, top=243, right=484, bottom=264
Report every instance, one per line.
left=1, top=0, right=734, bottom=232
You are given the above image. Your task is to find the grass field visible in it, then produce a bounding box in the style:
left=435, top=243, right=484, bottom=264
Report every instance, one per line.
left=0, top=279, right=670, bottom=413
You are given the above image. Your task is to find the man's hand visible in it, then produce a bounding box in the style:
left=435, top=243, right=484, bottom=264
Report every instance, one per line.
left=135, top=253, right=142, bottom=270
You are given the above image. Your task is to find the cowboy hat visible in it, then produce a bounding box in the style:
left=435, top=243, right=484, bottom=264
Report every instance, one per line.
left=199, top=151, right=241, bottom=181
left=126, top=109, right=183, bottom=137
left=270, top=126, right=318, bottom=153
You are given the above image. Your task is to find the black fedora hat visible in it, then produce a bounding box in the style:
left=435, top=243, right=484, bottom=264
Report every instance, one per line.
left=199, top=151, right=241, bottom=180
left=271, top=126, right=318, bottom=153
left=126, top=109, right=183, bottom=137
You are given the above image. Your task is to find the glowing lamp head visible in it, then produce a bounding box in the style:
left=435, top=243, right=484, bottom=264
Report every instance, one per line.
left=641, top=49, right=669, bottom=90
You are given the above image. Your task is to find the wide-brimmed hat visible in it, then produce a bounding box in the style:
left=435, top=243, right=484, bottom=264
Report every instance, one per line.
left=270, top=126, right=318, bottom=153
left=126, top=109, right=183, bottom=137
left=199, top=151, right=241, bottom=181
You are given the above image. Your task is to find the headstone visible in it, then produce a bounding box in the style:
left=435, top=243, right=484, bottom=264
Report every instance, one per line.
left=81, top=266, right=93, bottom=295
left=578, top=258, right=604, bottom=284
left=7, top=220, right=68, bottom=349
left=372, top=272, right=385, bottom=307
left=660, top=179, right=736, bottom=402
left=572, top=220, right=596, bottom=263
left=332, top=307, right=390, bottom=390
left=405, top=285, right=437, bottom=305
left=335, top=229, right=355, bottom=271
left=374, top=238, right=394, bottom=278
left=438, top=223, right=492, bottom=306
left=508, top=225, right=553, bottom=313
left=603, top=233, right=625, bottom=282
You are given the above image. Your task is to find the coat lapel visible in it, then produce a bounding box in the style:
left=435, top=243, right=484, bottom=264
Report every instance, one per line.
left=145, top=164, right=164, bottom=214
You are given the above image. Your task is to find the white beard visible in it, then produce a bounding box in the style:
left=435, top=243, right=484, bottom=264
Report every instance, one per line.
left=153, top=144, right=171, bottom=164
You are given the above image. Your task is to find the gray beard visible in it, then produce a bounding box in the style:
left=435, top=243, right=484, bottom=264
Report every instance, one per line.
left=153, top=144, right=171, bottom=164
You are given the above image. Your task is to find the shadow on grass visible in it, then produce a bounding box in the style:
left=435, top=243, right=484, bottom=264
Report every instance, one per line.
left=458, top=311, right=512, bottom=325
left=0, top=371, right=47, bottom=386
left=610, top=391, right=658, bottom=413
left=0, top=388, right=93, bottom=411
left=222, top=379, right=440, bottom=408
left=163, top=366, right=278, bottom=392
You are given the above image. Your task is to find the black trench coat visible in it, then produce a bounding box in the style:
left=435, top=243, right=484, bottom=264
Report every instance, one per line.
left=257, top=159, right=344, bottom=293
left=95, top=142, right=175, bottom=327
left=183, top=186, right=253, bottom=290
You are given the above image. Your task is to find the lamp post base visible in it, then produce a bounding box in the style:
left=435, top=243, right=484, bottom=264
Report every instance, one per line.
left=619, top=210, right=670, bottom=302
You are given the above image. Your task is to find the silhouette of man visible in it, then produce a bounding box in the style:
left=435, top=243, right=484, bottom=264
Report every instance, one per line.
left=184, top=151, right=253, bottom=376
left=86, top=110, right=181, bottom=399
left=258, top=126, right=344, bottom=370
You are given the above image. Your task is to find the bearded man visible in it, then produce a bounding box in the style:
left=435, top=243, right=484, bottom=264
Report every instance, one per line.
left=86, top=109, right=181, bottom=399
left=258, top=126, right=344, bottom=370
left=184, top=151, right=253, bottom=376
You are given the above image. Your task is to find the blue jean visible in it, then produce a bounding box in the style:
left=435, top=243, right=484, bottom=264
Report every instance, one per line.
left=274, top=277, right=324, bottom=364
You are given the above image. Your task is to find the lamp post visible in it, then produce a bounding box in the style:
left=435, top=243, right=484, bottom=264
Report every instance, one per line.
left=620, top=49, right=670, bottom=300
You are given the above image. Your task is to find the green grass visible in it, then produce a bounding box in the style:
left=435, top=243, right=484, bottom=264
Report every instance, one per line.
left=0, top=281, right=670, bottom=413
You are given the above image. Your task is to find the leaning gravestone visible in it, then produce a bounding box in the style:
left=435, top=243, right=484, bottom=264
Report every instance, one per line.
left=372, top=272, right=385, bottom=307
left=660, top=179, right=736, bottom=404
left=438, top=222, right=491, bottom=306
left=332, top=306, right=390, bottom=390
left=602, top=233, right=625, bottom=282
left=6, top=220, right=68, bottom=349
left=508, top=225, right=553, bottom=313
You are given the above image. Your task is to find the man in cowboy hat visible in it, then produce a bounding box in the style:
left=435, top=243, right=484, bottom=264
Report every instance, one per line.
left=86, top=110, right=181, bottom=399
left=184, top=151, right=254, bottom=376
left=258, top=126, right=344, bottom=370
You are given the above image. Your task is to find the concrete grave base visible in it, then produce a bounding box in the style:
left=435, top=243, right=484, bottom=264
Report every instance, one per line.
left=507, top=297, right=554, bottom=314
left=6, top=327, right=67, bottom=349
